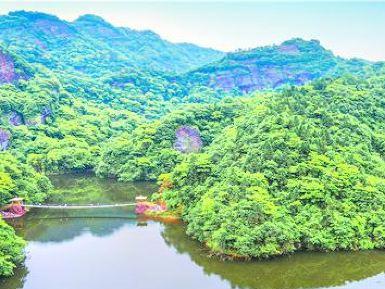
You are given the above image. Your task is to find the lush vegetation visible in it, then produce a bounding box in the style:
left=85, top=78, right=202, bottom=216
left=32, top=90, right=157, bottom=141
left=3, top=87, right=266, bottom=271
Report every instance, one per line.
left=0, top=11, right=223, bottom=75
left=182, top=38, right=374, bottom=93
left=163, top=71, right=385, bottom=258
left=96, top=100, right=252, bottom=181
left=1, top=9, right=385, bottom=277
left=0, top=220, right=25, bottom=277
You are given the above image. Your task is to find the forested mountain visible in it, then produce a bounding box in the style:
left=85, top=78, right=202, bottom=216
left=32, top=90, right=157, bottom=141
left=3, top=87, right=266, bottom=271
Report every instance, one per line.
left=0, top=11, right=377, bottom=95
left=183, top=38, right=374, bottom=93
left=0, top=11, right=224, bottom=75
left=164, top=70, right=385, bottom=258
left=1, top=10, right=385, bottom=278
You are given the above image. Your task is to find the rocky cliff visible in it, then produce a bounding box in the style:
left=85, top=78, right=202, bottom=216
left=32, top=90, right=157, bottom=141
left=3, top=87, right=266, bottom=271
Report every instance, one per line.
left=183, top=39, right=371, bottom=93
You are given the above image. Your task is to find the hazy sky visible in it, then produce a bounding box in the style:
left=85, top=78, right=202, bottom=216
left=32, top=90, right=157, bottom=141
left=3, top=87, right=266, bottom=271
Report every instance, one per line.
left=1, top=1, right=384, bottom=61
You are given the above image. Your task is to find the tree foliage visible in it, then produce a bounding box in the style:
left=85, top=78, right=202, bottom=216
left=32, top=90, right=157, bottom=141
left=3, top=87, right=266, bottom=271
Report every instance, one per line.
left=163, top=72, right=385, bottom=258
left=0, top=10, right=385, bottom=276
left=0, top=219, right=25, bottom=277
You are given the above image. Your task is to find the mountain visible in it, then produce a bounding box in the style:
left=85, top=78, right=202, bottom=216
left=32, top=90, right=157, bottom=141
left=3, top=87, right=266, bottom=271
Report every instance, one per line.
left=0, top=11, right=378, bottom=96
left=73, top=14, right=224, bottom=74
left=163, top=71, right=385, bottom=259
left=0, top=11, right=224, bottom=75
left=2, top=9, right=385, bottom=277
left=182, top=38, right=372, bottom=93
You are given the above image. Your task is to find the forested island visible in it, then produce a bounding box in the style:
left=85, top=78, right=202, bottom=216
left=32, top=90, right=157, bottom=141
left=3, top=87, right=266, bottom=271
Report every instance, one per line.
left=1, top=10, right=385, bottom=280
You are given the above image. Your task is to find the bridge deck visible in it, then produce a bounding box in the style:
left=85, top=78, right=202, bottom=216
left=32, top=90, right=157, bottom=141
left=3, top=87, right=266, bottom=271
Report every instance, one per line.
left=23, top=203, right=137, bottom=209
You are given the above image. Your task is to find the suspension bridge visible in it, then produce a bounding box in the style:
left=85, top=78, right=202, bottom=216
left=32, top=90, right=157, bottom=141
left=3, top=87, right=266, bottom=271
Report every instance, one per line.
left=1, top=196, right=151, bottom=219
left=23, top=203, right=137, bottom=209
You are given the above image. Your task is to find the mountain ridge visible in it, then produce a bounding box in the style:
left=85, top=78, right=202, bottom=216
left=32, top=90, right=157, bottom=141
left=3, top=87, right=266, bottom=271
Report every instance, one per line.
left=182, top=38, right=375, bottom=93
left=0, top=11, right=224, bottom=75
left=0, top=10, right=382, bottom=95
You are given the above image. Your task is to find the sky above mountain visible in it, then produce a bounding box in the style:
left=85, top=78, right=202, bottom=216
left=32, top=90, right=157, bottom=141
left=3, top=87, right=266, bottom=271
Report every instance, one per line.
left=1, top=1, right=384, bottom=61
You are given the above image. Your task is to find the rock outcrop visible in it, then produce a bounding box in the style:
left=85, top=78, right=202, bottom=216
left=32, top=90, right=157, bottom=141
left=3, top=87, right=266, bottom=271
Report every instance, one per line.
left=185, top=38, right=368, bottom=93
left=0, top=128, right=11, bottom=150
left=40, top=107, right=52, bottom=124
left=0, top=48, right=30, bottom=84
left=0, top=50, right=17, bottom=84
left=9, top=112, right=23, bottom=126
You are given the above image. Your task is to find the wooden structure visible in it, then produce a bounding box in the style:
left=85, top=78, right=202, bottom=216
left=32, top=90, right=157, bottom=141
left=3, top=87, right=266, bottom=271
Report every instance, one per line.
left=1, top=197, right=26, bottom=219
left=10, top=197, right=24, bottom=206
left=135, top=195, right=148, bottom=202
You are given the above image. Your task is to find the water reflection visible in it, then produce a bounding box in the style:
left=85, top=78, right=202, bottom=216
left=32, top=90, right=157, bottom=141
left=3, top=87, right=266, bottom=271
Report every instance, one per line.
left=1, top=220, right=236, bottom=289
left=49, top=173, right=156, bottom=205
left=0, top=264, right=29, bottom=289
left=12, top=173, right=157, bottom=243
left=17, top=212, right=134, bottom=243
left=161, top=224, right=385, bottom=289
left=3, top=218, right=385, bottom=289
left=2, top=174, right=385, bottom=289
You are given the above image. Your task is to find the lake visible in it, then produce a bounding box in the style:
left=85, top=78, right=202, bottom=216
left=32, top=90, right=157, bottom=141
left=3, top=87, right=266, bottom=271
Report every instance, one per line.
left=2, top=174, right=385, bottom=289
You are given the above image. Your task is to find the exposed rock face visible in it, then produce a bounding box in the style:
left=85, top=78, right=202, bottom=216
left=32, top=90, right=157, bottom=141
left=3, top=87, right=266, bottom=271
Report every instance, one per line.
left=174, top=126, right=203, bottom=153
left=40, top=107, right=52, bottom=124
left=0, top=50, right=16, bottom=84
left=25, top=119, right=38, bottom=127
left=9, top=112, right=23, bottom=126
left=9, top=111, right=24, bottom=126
left=0, top=128, right=11, bottom=150
left=210, top=65, right=315, bottom=93
left=7, top=108, right=52, bottom=127
left=0, top=48, right=30, bottom=84
left=278, top=44, right=300, bottom=55
left=187, top=39, right=349, bottom=93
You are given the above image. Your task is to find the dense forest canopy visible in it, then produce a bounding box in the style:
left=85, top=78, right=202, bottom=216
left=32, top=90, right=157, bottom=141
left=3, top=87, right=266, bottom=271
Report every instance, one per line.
left=163, top=72, right=385, bottom=257
left=1, top=10, right=385, bottom=277
left=181, top=38, right=375, bottom=93
left=0, top=11, right=224, bottom=75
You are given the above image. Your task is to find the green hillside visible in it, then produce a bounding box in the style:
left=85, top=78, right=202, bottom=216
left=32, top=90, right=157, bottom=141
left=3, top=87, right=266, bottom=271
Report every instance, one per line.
left=163, top=70, right=385, bottom=257
left=0, top=11, right=224, bottom=75
left=183, top=38, right=373, bottom=93
left=1, top=10, right=385, bottom=278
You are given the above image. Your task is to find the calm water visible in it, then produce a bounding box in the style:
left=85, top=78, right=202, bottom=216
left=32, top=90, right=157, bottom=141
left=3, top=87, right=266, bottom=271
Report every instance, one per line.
left=2, top=174, right=385, bottom=289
